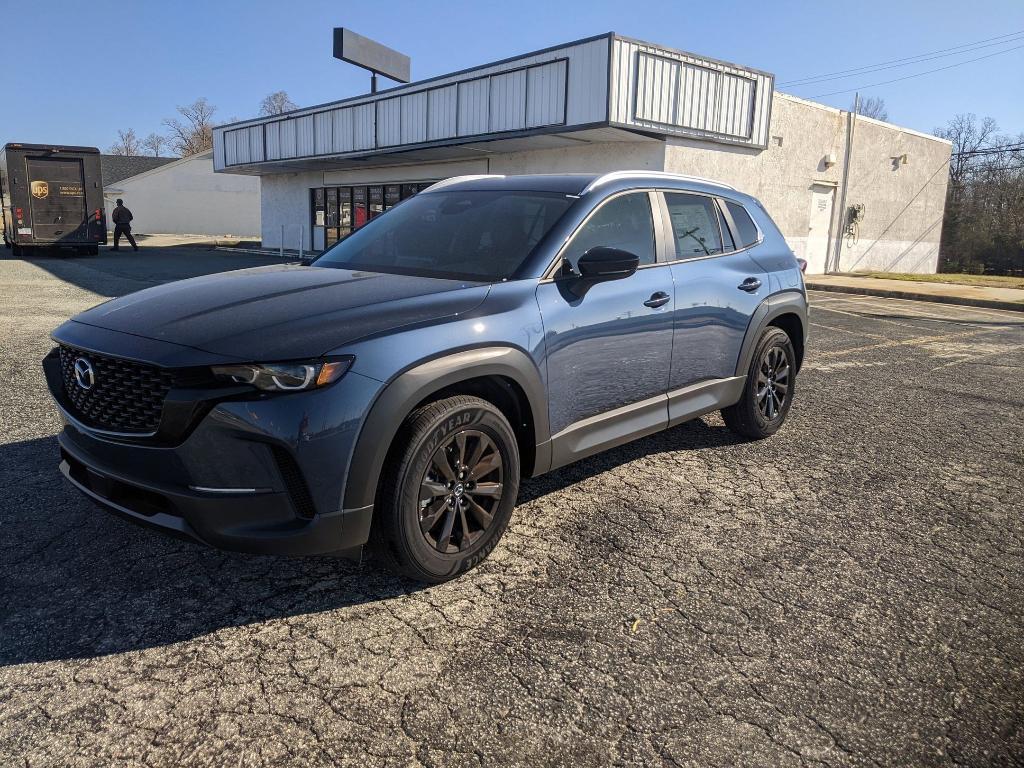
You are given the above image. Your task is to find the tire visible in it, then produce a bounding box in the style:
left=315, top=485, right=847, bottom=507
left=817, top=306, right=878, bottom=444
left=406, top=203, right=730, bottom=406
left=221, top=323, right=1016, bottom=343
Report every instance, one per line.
left=372, top=395, right=520, bottom=583
left=11, top=243, right=22, bottom=258
left=722, top=326, right=796, bottom=439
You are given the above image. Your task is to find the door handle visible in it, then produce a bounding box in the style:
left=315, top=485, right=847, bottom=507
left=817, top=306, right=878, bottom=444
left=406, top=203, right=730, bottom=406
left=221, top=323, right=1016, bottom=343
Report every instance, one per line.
left=737, top=277, right=762, bottom=292
left=643, top=291, right=671, bottom=308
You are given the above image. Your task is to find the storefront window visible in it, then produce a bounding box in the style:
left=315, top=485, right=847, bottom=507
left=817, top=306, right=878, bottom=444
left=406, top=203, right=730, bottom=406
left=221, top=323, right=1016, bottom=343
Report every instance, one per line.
left=368, top=185, right=384, bottom=220
left=312, top=181, right=440, bottom=251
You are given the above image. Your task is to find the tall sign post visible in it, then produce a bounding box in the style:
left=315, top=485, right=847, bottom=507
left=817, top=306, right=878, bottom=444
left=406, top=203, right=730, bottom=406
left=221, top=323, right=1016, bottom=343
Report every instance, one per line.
left=333, top=29, right=411, bottom=94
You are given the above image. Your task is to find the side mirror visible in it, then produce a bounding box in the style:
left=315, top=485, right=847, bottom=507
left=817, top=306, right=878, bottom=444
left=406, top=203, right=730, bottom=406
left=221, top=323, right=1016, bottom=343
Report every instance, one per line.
left=575, top=247, right=640, bottom=282
left=299, top=255, right=316, bottom=266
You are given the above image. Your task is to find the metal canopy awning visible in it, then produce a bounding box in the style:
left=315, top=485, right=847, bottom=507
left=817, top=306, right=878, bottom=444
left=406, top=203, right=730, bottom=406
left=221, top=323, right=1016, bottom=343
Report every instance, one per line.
left=214, top=33, right=773, bottom=176
left=219, top=126, right=658, bottom=175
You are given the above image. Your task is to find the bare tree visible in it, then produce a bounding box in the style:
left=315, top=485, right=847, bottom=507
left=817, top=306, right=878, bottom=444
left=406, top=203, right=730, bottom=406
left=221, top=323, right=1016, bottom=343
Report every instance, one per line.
left=854, top=96, right=889, bottom=122
left=933, top=114, right=1023, bottom=274
left=141, top=133, right=169, bottom=157
left=934, top=113, right=1000, bottom=188
left=108, top=128, right=141, bottom=156
left=260, top=90, right=298, bottom=116
left=163, top=97, right=217, bottom=157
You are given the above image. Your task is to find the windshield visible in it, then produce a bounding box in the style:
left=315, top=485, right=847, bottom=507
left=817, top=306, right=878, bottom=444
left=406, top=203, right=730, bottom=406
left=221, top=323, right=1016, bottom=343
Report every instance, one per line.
left=313, top=190, right=576, bottom=281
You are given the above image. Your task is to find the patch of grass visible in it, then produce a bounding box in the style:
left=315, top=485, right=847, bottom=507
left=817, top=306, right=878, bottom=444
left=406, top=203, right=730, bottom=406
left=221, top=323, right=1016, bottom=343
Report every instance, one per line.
left=859, top=272, right=1024, bottom=290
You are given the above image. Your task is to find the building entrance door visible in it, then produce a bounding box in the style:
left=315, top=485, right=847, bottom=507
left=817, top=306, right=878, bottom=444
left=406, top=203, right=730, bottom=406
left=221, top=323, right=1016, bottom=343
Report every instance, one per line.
left=805, top=184, right=835, bottom=274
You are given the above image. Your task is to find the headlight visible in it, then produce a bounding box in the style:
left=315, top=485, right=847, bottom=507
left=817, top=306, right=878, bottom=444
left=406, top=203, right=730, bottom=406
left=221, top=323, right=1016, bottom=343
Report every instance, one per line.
left=212, top=357, right=353, bottom=392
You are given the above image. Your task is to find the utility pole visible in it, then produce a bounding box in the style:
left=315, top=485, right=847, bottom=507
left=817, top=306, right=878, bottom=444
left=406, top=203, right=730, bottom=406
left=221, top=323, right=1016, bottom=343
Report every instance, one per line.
left=831, top=92, right=858, bottom=273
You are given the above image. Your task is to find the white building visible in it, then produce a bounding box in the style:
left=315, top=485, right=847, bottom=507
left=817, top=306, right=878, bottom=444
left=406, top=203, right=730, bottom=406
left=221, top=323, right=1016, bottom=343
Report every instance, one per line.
left=105, top=150, right=260, bottom=238
left=212, top=33, right=951, bottom=274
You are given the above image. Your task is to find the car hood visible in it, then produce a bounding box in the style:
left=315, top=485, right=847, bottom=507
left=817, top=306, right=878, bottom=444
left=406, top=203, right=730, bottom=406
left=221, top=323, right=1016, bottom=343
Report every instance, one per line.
left=70, top=265, right=490, bottom=362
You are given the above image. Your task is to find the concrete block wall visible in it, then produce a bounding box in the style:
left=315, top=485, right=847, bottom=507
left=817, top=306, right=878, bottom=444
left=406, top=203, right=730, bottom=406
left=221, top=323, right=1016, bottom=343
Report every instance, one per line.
left=840, top=116, right=951, bottom=273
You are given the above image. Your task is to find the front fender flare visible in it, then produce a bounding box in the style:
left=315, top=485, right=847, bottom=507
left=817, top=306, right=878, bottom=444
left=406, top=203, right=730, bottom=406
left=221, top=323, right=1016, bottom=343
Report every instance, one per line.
left=342, top=346, right=549, bottom=512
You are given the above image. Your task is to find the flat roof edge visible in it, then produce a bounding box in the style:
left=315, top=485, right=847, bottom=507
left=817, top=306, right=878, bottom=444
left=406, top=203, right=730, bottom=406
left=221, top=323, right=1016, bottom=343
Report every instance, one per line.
left=214, top=32, right=616, bottom=133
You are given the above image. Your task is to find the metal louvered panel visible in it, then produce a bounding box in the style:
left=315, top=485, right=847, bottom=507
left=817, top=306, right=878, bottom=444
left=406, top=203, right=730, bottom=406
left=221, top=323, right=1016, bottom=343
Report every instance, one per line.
left=314, top=112, right=333, bottom=154
left=353, top=104, right=375, bottom=150
left=610, top=37, right=772, bottom=148
left=279, top=120, right=297, bottom=158
left=377, top=97, right=402, bottom=147
left=526, top=60, right=567, bottom=127
left=296, top=115, right=315, bottom=155
left=401, top=91, right=428, bottom=144
left=332, top=108, right=354, bottom=153
left=264, top=121, right=281, bottom=160
left=427, top=85, right=458, bottom=140
left=489, top=69, right=527, bottom=132
left=457, top=78, right=489, bottom=136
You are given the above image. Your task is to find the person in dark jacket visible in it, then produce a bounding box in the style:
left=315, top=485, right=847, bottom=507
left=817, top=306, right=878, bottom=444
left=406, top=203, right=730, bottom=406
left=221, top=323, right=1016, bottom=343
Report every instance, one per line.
left=111, top=199, right=139, bottom=252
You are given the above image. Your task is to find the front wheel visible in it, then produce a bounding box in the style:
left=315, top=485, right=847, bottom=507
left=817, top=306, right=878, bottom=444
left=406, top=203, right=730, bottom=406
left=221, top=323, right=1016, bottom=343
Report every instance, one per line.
left=372, top=395, right=520, bottom=583
left=722, top=326, right=796, bottom=439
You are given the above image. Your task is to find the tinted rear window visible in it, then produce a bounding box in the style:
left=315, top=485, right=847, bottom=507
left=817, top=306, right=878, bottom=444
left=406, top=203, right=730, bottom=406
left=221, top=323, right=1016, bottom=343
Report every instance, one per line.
left=664, top=192, right=724, bottom=258
left=725, top=201, right=760, bottom=248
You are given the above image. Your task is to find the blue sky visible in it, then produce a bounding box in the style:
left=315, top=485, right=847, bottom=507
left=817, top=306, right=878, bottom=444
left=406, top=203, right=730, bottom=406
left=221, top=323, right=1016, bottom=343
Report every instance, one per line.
left=6, top=0, right=1024, bottom=152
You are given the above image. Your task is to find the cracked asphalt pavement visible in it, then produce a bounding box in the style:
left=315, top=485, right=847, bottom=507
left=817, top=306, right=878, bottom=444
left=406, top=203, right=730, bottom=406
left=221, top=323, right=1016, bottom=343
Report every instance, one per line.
left=1, top=249, right=1022, bottom=766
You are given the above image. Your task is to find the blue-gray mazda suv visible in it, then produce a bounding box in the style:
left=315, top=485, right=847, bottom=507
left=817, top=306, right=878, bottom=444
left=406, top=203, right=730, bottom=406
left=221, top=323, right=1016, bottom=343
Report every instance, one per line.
left=44, top=172, right=807, bottom=582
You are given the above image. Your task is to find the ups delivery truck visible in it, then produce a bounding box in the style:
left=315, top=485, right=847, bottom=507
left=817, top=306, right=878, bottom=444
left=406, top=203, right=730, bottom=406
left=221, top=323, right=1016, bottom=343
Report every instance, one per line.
left=1, top=143, right=107, bottom=256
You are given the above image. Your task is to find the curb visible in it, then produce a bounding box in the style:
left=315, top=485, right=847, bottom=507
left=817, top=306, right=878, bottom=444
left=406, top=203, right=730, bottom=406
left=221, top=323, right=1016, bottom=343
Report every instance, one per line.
left=805, top=282, right=1024, bottom=313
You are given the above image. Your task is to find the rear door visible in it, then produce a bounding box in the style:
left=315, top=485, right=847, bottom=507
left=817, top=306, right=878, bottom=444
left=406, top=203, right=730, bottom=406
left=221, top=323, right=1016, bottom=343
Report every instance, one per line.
left=26, top=157, right=87, bottom=242
left=661, top=191, right=767, bottom=396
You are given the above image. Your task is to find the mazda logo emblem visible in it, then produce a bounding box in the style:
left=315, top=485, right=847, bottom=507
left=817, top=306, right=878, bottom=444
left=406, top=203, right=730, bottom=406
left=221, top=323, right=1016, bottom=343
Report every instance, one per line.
left=73, top=357, right=95, bottom=390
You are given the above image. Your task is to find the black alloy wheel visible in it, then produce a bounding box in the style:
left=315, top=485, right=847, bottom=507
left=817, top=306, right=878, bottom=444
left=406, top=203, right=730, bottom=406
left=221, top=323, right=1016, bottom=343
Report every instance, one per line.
left=373, top=395, right=520, bottom=583
left=722, top=326, right=796, bottom=439
left=756, top=346, right=790, bottom=421
left=418, top=429, right=504, bottom=553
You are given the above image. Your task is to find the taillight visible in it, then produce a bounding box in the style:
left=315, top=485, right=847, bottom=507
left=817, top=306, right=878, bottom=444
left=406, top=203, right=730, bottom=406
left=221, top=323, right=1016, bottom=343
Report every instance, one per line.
left=95, top=209, right=102, bottom=221
left=15, top=207, right=23, bottom=220
left=796, top=258, right=808, bottom=273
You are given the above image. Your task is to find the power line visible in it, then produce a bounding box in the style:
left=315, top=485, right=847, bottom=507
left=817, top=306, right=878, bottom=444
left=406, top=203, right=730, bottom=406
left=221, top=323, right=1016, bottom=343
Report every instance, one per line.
left=962, top=163, right=1024, bottom=173
left=808, top=43, right=1024, bottom=98
left=780, top=30, right=1024, bottom=86
left=954, top=143, right=1024, bottom=157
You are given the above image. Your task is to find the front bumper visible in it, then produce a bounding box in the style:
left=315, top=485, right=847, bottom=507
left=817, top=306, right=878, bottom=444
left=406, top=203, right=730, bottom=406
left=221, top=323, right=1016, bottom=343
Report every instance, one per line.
left=45, top=347, right=382, bottom=556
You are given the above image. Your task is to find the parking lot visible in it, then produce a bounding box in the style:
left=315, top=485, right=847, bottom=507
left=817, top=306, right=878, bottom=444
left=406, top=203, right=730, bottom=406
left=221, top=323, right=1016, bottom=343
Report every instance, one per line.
left=1, top=247, right=1022, bottom=767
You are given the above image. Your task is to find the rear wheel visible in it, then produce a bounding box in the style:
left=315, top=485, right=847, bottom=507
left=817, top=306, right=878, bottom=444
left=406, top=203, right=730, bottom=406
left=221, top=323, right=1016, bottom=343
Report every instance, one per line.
left=722, top=326, right=796, bottom=439
left=372, top=395, right=520, bottom=583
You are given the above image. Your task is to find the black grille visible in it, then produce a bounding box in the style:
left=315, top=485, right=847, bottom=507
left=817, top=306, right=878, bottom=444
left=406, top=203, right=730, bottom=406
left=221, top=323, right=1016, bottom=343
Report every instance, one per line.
left=271, top=446, right=317, bottom=519
left=58, top=345, right=175, bottom=433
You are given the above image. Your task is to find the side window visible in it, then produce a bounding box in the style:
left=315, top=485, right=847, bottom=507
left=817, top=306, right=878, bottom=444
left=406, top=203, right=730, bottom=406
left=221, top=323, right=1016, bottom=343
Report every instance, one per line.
left=562, top=192, right=656, bottom=267
left=663, top=193, right=724, bottom=258
left=725, top=201, right=761, bottom=248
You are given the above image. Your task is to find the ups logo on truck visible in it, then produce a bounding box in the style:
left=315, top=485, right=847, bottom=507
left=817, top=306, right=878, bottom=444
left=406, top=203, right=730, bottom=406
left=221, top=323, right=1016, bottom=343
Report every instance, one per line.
left=30, top=181, right=49, bottom=199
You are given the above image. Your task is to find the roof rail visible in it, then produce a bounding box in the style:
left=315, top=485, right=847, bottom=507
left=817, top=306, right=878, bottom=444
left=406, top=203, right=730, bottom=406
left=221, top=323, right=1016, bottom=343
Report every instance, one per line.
left=424, top=174, right=506, bottom=192
left=582, top=170, right=736, bottom=194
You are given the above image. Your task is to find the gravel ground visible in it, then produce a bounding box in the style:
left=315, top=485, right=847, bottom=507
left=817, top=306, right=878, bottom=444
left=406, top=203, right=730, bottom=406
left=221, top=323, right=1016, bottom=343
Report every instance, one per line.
left=1, top=249, right=1022, bottom=767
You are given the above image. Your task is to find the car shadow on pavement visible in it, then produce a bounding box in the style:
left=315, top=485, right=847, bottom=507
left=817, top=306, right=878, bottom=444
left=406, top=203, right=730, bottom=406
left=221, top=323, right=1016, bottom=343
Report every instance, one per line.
left=5, top=245, right=291, bottom=299
left=0, top=418, right=742, bottom=667
left=518, top=416, right=746, bottom=505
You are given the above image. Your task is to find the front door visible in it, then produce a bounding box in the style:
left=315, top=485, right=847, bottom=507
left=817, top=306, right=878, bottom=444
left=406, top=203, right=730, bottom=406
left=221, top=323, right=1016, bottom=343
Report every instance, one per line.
left=805, top=184, right=835, bottom=274
left=536, top=191, right=675, bottom=461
